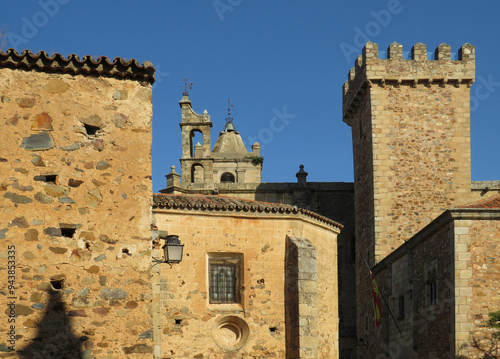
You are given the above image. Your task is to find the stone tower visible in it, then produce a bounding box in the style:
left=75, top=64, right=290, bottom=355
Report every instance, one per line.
left=163, top=95, right=262, bottom=194
left=343, top=42, right=475, bottom=350
left=343, top=41, right=475, bottom=266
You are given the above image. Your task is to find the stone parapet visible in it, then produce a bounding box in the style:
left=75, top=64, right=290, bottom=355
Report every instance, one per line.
left=343, top=42, right=475, bottom=125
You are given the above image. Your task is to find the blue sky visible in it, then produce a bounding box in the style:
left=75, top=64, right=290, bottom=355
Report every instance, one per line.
left=2, top=1, right=499, bottom=192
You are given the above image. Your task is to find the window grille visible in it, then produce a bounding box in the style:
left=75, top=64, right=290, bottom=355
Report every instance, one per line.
left=210, top=262, right=237, bottom=303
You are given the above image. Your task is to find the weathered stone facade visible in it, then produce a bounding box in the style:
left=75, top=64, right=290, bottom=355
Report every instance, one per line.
left=360, top=205, right=500, bottom=359
left=167, top=95, right=262, bottom=192
left=152, top=194, right=341, bottom=358
left=161, top=95, right=358, bottom=357
left=0, top=50, right=154, bottom=358
left=2, top=39, right=499, bottom=359
left=344, top=42, right=500, bottom=358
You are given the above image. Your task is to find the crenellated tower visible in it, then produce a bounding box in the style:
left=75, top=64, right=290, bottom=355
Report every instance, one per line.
left=343, top=41, right=475, bottom=266
left=343, top=41, right=475, bottom=356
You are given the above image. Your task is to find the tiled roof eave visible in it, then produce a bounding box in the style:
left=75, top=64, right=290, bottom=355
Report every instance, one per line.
left=152, top=193, right=343, bottom=230
left=0, top=49, right=155, bottom=84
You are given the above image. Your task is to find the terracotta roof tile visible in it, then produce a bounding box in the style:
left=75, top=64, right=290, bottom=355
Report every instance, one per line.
left=460, top=193, right=500, bottom=209
left=0, top=48, right=155, bottom=83
left=153, top=193, right=343, bottom=229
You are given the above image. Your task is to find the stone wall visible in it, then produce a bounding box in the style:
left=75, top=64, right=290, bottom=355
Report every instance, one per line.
left=153, top=204, right=339, bottom=358
left=455, top=218, right=500, bottom=358
left=362, top=217, right=456, bottom=359
left=162, top=175, right=357, bottom=356
left=0, top=60, right=153, bottom=358
left=360, top=208, right=500, bottom=358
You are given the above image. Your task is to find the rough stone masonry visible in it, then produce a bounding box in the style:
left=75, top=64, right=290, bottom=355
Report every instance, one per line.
left=0, top=49, right=155, bottom=358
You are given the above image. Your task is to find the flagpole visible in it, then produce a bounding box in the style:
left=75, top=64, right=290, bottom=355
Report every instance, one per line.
left=364, top=259, right=402, bottom=335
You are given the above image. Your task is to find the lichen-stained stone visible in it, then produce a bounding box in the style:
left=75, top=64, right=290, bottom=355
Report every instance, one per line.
left=31, top=155, right=45, bottom=166
left=96, top=160, right=111, bottom=170
left=4, top=191, right=33, bottom=204
left=25, top=228, right=39, bottom=241
left=43, top=184, right=69, bottom=197
left=123, top=344, right=151, bottom=355
left=112, top=113, right=128, bottom=128
left=84, top=189, right=102, bottom=207
left=58, top=196, right=75, bottom=203
left=70, top=248, right=91, bottom=262
left=34, top=191, right=52, bottom=203
left=80, top=231, right=95, bottom=242
left=6, top=114, right=20, bottom=125
left=31, top=302, right=45, bottom=310
left=99, top=287, right=128, bottom=300
left=31, top=112, right=53, bottom=131
left=93, top=307, right=109, bottom=316
left=7, top=304, right=34, bottom=316
left=49, top=246, right=68, bottom=254
left=72, top=297, right=92, bottom=308
left=80, top=115, right=103, bottom=128
left=113, top=90, right=128, bottom=100
left=43, top=227, right=61, bottom=237
left=16, top=97, right=36, bottom=108
left=60, top=142, right=80, bottom=151
left=23, top=251, right=36, bottom=259
left=91, top=138, right=104, bottom=151
left=8, top=216, right=29, bottom=228
left=68, top=179, right=84, bottom=187
left=43, top=78, right=70, bottom=94
left=86, top=265, right=100, bottom=274
left=20, top=132, right=54, bottom=151
left=0, top=228, right=8, bottom=239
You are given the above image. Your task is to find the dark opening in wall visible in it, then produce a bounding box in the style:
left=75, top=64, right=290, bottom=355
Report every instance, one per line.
left=269, top=327, right=277, bottom=333
left=60, top=227, right=76, bottom=238
left=85, top=242, right=91, bottom=250
left=175, top=319, right=182, bottom=325
left=50, top=279, right=64, bottom=290
left=34, top=174, right=58, bottom=184
left=122, top=248, right=130, bottom=256
left=84, top=123, right=100, bottom=136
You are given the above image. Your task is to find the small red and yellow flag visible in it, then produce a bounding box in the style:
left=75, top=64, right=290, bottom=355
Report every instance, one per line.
left=370, top=270, right=382, bottom=327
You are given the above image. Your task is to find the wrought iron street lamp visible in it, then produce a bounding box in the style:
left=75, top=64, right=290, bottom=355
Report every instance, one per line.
left=162, top=235, right=184, bottom=264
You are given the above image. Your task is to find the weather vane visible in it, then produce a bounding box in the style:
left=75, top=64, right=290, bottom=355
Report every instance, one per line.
left=182, top=78, right=193, bottom=96
left=225, top=99, right=234, bottom=123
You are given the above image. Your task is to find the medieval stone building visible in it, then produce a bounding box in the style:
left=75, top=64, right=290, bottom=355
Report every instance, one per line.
left=1, top=41, right=499, bottom=359
left=0, top=49, right=156, bottom=358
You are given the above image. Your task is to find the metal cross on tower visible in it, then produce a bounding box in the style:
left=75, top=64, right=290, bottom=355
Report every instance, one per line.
left=225, top=99, right=234, bottom=123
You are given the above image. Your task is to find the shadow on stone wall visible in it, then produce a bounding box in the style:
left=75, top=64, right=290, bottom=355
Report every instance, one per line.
left=18, top=290, right=85, bottom=358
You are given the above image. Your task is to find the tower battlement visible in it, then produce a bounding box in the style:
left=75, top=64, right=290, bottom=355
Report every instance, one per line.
left=343, top=42, right=475, bottom=124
